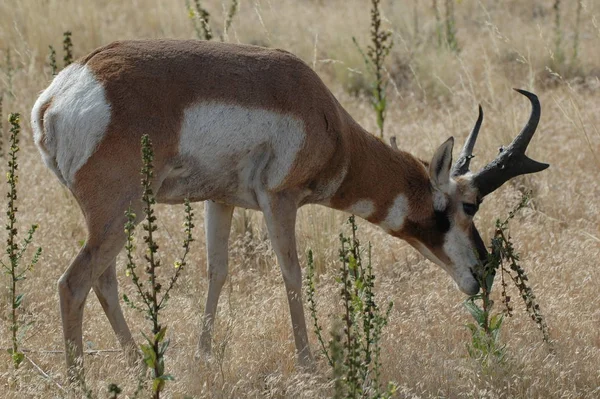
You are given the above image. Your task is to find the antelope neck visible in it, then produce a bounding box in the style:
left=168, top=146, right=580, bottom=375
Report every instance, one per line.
left=329, top=122, right=432, bottom=234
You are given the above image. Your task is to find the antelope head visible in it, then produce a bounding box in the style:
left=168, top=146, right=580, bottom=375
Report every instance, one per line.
left=396, top=89, right=548, bottom=295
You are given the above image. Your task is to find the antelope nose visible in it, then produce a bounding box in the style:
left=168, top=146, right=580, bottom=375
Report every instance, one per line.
left=462, top=273, right=480, bottom=296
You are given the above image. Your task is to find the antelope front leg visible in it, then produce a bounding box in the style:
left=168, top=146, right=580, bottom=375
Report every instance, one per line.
left=258, top=192, right=313, bottom=367
left=199, top=201, right=234, bottom=358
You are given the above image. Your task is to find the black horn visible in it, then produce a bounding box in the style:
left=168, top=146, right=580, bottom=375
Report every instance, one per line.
left=472, top=89, right=549, bottom=198
left=452, top=104, right=483, bottom=177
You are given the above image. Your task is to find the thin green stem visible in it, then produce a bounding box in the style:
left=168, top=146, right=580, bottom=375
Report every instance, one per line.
left=7, top=113, right=20, bottom=368
left=63, top=31, right=73, bottom=67
left=123, top=135, right=194, bottom=398
left=305, top=249, right=334, bottom=367
left=4, top=113, right=40, bottom=369
left=48, top=45, right=58, bottom=75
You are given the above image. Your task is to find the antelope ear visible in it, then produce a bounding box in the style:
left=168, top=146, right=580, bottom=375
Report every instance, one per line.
left=430, top=137, right=454, bottom=191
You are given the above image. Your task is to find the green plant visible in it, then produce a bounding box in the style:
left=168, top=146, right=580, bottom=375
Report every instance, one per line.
left=0, top=94, right=3, bottom=157
left=552, top=0, right=565, bottom=67
left=572, top=0, right=583, bottom=64
left=48, top=31, right=74, bottom=75
left=464, top=193, right=549, bottom=367
left=444, top=0, right=459, bottom=52
left=123, top=134, right=194, bottom=399
left=2, top=113, right=42, bottom=369
left=186, top=0, right=239, bottom=42
left=63, top=31, right=73, bottom=66
left=48, top=45, right=58, bottom=75
left=432, top=0, right=443, bottom=48
left=187, top=0, right=213, bottom=41
left=222, top=0, right=239, bottom=42
left=107, top=383, right=122, bottom=399
left=307, top=216, right=396, bottom=398
left=412, top=0, right=420, bottom=44
left=353, top=0, right=394, bottom=139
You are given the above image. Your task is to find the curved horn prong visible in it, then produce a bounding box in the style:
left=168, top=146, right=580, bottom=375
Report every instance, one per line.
left=473, top=89, right=549, bottom=198
left=390, top=136, right=398, bottom=150
left=511, top=89, right=541, bottom=152
left=452, top=104, right=483, bottom=176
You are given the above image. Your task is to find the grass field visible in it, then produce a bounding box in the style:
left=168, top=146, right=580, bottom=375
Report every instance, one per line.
left=0, top=0, right=599, bottom=397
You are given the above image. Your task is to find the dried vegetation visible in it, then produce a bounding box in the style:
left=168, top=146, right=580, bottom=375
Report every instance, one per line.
left=0, top=0, right=598, bottom=397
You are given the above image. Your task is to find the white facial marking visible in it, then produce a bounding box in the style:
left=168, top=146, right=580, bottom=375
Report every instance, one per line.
left=443, top=225, right=478, bottom=292
left=380, top=194, right=408, bottom=232
left=414, top=229, right=478, bottom=295
left=444, top=225, right=475, bottom=266
left=346, top=199, right=376, bottom=219
left=31, top=64, right=111, bottom=187
left=432, top=189, right=447, bottom=211
left=432, top=178, right=458, bottom=211
left=179, top=103, right=305, bottom=190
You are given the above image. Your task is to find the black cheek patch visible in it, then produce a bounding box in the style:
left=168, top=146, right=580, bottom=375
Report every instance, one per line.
left=471, top=225, right=488, bottom=261
left=434, top=210, right=451, bottom=233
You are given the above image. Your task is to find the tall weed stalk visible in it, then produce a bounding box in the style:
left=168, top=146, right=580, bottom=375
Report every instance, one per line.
left=307, top=216, right=396, bottom=398
left=48, top=46, right=57, bottom=76
left=48, top=31, right=74, bottom=75
left=2, top=114, right=42, bottom=368
left=432, top=0, right=443, bottom=48
left=187, top=0, right=213, bottom=41
left=464, top=193, right=549, bottom=367
left=572, top=0, right=583, bottom=64
left=186, top=0, right=239, bottom=42
left=444, top=0, right=459, bottom=52
left=552, top=0, right=565, bottom=67
left=63, top=31, right=73, bottom=67
left=353, top=0, right=393, bottom=139
left=123, top=134, right=194, bottom=399
left=0, top=95, right=3, bottom=157
left=222, top=0, right=239, bottom=41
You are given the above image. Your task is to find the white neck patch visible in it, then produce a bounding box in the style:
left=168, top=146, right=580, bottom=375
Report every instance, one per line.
left=380, top=194, right=408, bottom=232
left=346, top=199, right=376, bottom=219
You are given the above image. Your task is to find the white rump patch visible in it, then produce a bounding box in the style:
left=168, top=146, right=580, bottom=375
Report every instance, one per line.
left=178, top=103, right=305, bottom=190
left=346, top=199, right=375, bottom=219
left=380, top=194, right=408, bottom=232
left=31, top=64, right=111, bottom=187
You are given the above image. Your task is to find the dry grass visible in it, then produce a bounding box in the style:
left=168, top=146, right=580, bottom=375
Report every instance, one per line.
left=0, top=0, right=599, bottom=397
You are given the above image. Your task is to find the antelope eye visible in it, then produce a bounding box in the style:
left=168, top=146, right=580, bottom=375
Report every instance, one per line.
left=463, top=203, right=478, bottom=216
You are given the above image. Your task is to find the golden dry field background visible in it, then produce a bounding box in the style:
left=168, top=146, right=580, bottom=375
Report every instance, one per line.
left=0, top=0, right=599, bottom=397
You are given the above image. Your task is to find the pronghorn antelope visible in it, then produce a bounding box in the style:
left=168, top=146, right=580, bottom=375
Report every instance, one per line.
left=31, top=39, right=548, bottom=371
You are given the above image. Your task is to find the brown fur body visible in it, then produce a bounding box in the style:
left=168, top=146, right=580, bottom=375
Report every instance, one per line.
left=31, top=39, right=492, bottom=372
